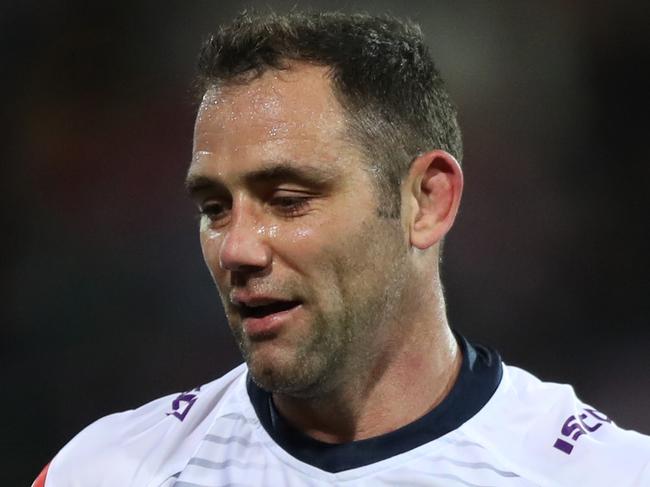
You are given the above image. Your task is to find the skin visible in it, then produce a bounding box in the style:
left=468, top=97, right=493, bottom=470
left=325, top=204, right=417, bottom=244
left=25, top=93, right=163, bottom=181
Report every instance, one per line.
left=187, top=61, right=464, bottom=443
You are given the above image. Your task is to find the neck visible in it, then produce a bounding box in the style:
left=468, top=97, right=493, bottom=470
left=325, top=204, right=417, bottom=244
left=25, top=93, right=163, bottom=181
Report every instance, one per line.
left=272, top=283, right=461, bottom=443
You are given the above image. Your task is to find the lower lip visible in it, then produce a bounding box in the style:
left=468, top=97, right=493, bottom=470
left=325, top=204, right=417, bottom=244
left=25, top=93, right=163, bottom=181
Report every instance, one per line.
left=242, top=304, right=302, bottom=338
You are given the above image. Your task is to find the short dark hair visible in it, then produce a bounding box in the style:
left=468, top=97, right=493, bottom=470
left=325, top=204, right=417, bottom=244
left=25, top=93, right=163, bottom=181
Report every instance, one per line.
left=196, top=11, right=462, bottom=218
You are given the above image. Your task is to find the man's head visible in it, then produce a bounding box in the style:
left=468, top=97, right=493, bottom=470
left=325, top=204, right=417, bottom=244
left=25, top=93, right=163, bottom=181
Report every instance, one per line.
left=187, top=11, right=463, bottom=397
left=195, top=11, right=462, bottom=218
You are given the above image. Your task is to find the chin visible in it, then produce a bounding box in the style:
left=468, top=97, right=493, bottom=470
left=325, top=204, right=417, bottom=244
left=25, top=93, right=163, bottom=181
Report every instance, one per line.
left=249, top=366, right=298, bottom=394
left=247, top=355, right=314, bottom=396
left=247, top=348, right=294, bottom=388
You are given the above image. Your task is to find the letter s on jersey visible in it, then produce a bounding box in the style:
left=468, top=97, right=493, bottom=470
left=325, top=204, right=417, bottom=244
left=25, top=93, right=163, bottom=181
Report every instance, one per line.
left=553, top=408, right=612, bottom=455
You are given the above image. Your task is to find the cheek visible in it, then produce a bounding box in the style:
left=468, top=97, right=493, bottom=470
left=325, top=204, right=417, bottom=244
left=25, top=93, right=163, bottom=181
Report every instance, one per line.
left=199, top=229, right=224, bottom=280
left=286, top=220, right=362, bottom=287
left=286, top=225, right=317, bottom=246
left=270, top=222, right=347, bottom=302
left=332, top=218, right=403, bottom=291
left=268, top=223, right=318, bottom=261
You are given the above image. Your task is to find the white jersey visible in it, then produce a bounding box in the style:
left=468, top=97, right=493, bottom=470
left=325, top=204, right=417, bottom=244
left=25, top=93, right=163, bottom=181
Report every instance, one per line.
left=34, top=337, right=650, bottom=486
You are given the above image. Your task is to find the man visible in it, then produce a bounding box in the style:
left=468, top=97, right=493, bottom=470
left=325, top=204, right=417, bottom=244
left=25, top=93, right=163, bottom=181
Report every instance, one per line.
left=34, top=11, right=650, bottom=487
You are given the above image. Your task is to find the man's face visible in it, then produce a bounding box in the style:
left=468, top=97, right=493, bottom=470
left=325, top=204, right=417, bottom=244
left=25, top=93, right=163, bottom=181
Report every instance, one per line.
left=188, top=64, right=411, bottom=397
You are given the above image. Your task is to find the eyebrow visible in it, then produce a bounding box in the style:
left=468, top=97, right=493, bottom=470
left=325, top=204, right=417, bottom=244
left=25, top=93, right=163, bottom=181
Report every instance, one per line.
left=184, top=160, right=339, bottom=197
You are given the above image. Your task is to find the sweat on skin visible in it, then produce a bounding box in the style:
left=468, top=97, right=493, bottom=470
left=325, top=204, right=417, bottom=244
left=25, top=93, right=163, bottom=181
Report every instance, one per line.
left=186, top=61, right=464, bottom=443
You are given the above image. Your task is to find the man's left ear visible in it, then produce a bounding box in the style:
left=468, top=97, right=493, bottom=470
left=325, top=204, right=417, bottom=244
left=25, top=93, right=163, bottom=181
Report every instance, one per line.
left=405, top=150, right=463, bottom=250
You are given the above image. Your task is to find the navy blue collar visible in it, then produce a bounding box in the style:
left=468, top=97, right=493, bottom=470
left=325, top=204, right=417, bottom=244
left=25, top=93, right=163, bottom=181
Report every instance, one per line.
left=247, top=334, right=502, bottom=472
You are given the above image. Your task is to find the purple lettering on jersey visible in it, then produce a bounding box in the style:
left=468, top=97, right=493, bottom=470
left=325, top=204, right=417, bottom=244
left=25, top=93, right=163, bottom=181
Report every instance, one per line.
left=585, top=408, right=612, bottom=424
left=579, top=412, right=603, bottom=433
left=553, top=407, right=611, bottom=455
left=167, top=386, right=201, bottom=422
left=553, top=438, right=575, bottom=454
left=561, top=414, right=587, bottom=441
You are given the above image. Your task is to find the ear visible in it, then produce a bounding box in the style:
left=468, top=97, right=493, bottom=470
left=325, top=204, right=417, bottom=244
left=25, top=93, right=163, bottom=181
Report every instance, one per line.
left=405, top=150, right=463, bottom=250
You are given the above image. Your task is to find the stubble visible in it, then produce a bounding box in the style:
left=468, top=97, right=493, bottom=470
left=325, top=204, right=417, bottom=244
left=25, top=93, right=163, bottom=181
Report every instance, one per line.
left=234, top=213, right=410, bottom=399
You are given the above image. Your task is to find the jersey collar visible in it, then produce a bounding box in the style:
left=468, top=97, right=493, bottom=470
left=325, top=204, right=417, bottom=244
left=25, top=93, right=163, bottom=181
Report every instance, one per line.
left=247, top=333, right=502, bottom=472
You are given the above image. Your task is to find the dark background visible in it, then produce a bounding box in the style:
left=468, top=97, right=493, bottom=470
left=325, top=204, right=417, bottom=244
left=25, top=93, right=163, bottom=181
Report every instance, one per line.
left=3, top=1, right=649, bottom=484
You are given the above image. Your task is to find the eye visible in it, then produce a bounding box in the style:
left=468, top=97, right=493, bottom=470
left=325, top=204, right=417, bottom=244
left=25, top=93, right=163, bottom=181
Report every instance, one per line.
left=198, top=202, right=229, bottom=223
left=269, top=194, right=312, bottom=216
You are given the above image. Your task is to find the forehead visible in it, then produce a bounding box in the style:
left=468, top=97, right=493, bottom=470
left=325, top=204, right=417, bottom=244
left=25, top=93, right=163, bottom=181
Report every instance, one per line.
left=191, top=63, right=356, bottom=175
left=196, top=63, right=343, bottom=129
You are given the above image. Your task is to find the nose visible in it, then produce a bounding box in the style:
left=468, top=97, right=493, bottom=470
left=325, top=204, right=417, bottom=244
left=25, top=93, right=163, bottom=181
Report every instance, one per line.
left=218, top=208, right=272, bottom=273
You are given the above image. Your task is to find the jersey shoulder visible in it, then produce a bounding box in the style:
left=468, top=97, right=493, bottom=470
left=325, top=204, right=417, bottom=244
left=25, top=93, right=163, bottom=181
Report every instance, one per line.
left=463, top=364, right=650, bottom=487
left=42, top=364, right=247, bottom=487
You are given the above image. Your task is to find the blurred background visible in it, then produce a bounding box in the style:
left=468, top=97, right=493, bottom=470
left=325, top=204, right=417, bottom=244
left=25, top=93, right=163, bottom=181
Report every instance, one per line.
left=3, top=0, right=649, bottom=483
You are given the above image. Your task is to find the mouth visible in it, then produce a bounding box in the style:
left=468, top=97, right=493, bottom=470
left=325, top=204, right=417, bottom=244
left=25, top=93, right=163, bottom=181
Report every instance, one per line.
left=234, top=299, right=303, bottom=338
left=239, top=300, right=302, bottom=319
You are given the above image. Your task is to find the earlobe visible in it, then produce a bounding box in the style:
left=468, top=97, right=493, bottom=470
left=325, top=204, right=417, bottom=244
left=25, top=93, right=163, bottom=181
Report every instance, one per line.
left=408, top=150, right=463, bottom=250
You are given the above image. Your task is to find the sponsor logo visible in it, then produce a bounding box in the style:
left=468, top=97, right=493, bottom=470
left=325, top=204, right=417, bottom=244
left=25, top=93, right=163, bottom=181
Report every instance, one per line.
left=167, top=386, right=201, bottom=422
left=553, top=408, right=612, bottom=454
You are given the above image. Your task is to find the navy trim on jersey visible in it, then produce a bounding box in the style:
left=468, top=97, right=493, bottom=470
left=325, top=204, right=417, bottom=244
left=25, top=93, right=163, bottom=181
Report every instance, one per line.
left=247, top=334, right=503, bottom=473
